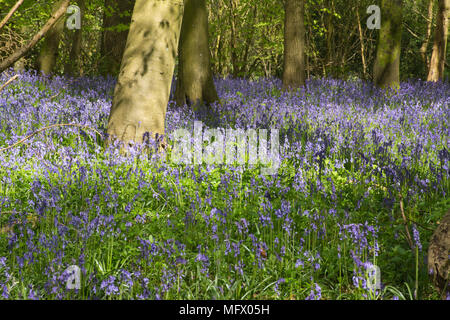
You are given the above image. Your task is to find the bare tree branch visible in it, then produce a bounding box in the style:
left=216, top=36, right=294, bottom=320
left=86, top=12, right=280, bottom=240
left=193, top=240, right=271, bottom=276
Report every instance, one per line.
left=0, top=74, right=19, bottom=93
left=0, top=123, right=102, bottom=153
left=0, top=0, right=24, bottom=30
left=0, top=0, right=70, bottom=73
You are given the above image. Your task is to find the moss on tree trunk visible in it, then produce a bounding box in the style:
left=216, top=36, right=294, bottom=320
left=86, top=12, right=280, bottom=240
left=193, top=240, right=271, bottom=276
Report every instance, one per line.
left=373, top=0, right=402, bottom=89
left=175, top=0, right=218, bottom=109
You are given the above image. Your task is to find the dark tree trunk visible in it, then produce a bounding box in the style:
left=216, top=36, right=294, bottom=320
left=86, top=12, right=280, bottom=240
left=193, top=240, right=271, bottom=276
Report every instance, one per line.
left=373, top=0, right=402, bottom=89
left=175, top=0, right=218, bottom=109
left=64, top=0, right=85, bottom=76
left=427, top=0, right=450, bottom=82
left=282, top=0, right=306, bottom=90
left=419, top=0, right=434, bottom=71
left=37, top=0, right=67, bottom=75
left=99, top=0, right=135, bottom=76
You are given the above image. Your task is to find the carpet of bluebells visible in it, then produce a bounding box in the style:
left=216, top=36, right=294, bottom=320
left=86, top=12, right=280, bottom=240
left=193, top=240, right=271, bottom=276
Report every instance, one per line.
left=0, top=70, right=449, bottom=300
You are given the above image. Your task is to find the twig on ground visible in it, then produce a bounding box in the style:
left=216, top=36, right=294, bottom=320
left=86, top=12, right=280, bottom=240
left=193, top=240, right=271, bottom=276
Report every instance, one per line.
left=0, top=74, right=19, bottom=93
left=0, top=123, right=103, bottom=153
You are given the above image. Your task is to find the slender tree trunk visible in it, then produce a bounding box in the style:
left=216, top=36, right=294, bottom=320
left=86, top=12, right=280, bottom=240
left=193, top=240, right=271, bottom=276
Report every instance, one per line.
left=228, top=0, right=239, bottom=78
left=37, top=0, right=67, bottom=75
left=175, top=0, right=218, bottom=108
left=420, top=0, right=434, bottom=70
left=106, top=0, right=184, bottom=148
left=282, top=0, right=306, bottom=90
left=215, top=33, right=222, bottom=76
left=99, top=0, right=135, bottom=76
left=64, top=0, right=85, bottom=76
left=373, top=0, right=403, bottom=89
left=237, top=4, right=257, bottom=76
left=356, top=8, right=367, bottom=79
left=427, top=0, right=450, bottom=82
left=326, top=0, right=335, bottom=75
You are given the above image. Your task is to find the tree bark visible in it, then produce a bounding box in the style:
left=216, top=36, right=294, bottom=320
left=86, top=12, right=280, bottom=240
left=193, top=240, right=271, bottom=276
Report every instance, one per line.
left=282, top=0, right=306, bottom=90
left=228, top=0, right=239, bottom=78
left=419, top=0, right=434, bottom=70
left=0, top=0, right=70, bottom=73
left=428, top=209, right=450, bottom=294
left=373, top=0, right=403, bottom=89
left=37, top=0, right=67, bottom=75
left=99, top=0, right=135, bottom=76
left=427, top=0, right=450, bottom=82
left=356, top=7, right=367, bottom=79
left=106, top=0, right=184, bottom=148
left=64, top=0, right=85, bottom=76
left=175, top=0, right=219, bottom=108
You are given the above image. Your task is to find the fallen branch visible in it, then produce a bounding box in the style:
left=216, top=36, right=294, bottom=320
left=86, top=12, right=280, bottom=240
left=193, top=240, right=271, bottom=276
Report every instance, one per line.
left=0, top=123, right=102, bottom=153
left=0, top=74, right=19, bottom=93
left=0, top=0, right=70, bottom=73
left=0, top=0, right=24, bottom=30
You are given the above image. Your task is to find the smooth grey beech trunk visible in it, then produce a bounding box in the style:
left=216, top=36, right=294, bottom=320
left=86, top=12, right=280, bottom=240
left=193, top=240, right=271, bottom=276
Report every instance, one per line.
left=106, top=0, right=184, bottom=149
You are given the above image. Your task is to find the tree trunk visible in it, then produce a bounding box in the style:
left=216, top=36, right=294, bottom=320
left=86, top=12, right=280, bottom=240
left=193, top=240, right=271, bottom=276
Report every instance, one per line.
left=325, top=0, right=335, bottom=76
left=106, top=0, right=184, bottom=148
left=420, top=0, right=434, bottom=71
left=373, top=0, right=403, bottom=89
left=427, top=0, right=450, bottom=82
left=356, top=7, right=367, bottom=79
left=64, top=0, right=85, bottom=76
left=37, top=0, right=67, bottom=75
left=282, top=0, right=306, bottom=90
left=175, top=0, right=218, bottom=108
left=228, top=0, right=239, bottom=78
left=428, top=209, right=450, bottom=295
left=99, top=0, right=135, bottom=76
